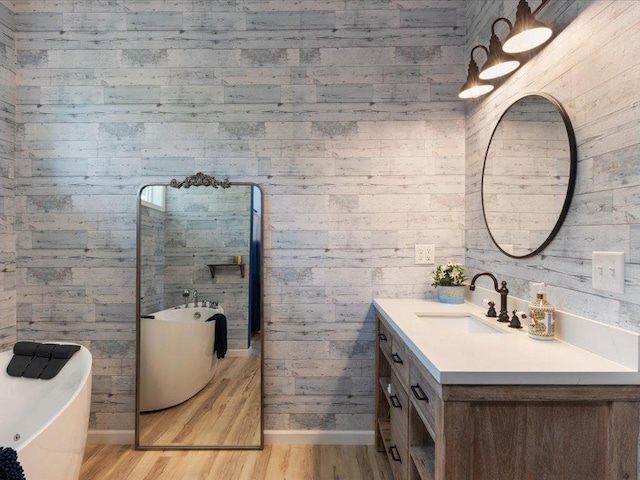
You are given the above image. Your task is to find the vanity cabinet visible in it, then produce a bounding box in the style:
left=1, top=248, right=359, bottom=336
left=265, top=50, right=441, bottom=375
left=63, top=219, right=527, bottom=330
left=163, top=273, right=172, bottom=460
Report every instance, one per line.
left=376, top=313, right=439, bottom=480
left=375, top=311, right=640, bottom=480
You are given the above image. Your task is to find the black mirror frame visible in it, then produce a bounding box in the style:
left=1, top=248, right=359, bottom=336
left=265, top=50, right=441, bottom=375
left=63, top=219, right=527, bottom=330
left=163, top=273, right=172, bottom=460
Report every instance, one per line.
left=481, top=92, right=577, bottom=259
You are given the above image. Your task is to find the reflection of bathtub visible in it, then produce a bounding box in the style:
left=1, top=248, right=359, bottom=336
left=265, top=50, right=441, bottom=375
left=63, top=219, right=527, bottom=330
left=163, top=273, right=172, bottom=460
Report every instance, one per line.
left=140, top=304, right=223, bottom=412
left=0, top=344, right=92, bottom=480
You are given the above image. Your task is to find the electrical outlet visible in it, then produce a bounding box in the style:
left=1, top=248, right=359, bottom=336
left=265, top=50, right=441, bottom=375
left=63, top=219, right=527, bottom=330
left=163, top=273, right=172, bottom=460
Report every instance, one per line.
left=415, top=244, right=435, bottom=265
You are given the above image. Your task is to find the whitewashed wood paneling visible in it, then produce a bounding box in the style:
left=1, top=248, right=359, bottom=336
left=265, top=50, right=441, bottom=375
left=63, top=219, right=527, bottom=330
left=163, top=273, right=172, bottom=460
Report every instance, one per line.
left=0, top=1, right=14, bottom=351
left=12, top=0, right=467, bottom=431
left=465, top=1, right=640, bottom=327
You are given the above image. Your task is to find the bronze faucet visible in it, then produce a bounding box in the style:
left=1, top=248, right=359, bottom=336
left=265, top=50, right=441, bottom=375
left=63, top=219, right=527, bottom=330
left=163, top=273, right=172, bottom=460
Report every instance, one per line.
left=469, top=272, right=510, bottom=323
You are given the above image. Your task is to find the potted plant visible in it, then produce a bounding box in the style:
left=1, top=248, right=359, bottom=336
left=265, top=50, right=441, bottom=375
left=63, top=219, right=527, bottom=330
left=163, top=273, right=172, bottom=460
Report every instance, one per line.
left=431, top=262, right=466, bottom=304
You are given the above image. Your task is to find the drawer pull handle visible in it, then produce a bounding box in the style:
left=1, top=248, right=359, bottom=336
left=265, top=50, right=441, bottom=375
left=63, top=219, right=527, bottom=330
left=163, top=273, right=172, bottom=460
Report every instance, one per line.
left=391, top=353, right=403, bottom=364
left=378, top=333, right=387, bottom=341
left=411, top=384, right=429, bottom=402
left=389, top=445, right=402, bottom=462
left=390, top=395, right=402, bottom=409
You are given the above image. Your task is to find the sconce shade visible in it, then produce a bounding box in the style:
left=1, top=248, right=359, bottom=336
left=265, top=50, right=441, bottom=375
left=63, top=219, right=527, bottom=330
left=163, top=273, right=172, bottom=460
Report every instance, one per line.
left=503, top=0, right=553, bottom=53
left=479, top=23, right=520, bottom=80
left=459, top=47, right=494, bottom=99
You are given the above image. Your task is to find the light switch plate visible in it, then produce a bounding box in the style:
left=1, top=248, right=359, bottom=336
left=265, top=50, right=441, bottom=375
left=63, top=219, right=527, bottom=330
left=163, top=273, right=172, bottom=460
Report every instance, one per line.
left=592, top=251, right=625, bottom=293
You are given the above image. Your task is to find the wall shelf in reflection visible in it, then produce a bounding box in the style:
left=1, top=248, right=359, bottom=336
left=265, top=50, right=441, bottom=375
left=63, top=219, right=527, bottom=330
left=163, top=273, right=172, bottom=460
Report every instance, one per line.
left=206, top=263, right=245, bottom=279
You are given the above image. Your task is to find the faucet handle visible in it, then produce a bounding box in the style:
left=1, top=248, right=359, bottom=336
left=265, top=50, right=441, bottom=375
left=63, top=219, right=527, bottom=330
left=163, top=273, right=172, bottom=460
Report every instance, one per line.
left=182, top=289, right=190, bottom=297
left=509, top=310, right=526, bottom=329
left=483, top=299, right=497, bottom=318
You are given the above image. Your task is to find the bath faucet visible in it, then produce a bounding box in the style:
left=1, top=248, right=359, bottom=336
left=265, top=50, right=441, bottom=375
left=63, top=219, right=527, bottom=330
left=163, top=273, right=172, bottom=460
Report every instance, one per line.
left=182, top=289, right=190, bottom=308
left=469, top=272, right=510, bottom=323
left=193, top=290, right=198, bottom=307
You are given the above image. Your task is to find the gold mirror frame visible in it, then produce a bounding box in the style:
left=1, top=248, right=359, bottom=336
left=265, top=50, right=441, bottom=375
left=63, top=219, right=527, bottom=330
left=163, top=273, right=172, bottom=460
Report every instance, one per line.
left=135, top=174, right=264, bottom=450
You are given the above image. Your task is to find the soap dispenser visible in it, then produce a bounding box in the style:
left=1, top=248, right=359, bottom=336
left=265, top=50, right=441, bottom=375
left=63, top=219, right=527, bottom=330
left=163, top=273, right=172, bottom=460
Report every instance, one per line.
left=528, top=283, right=555, bottom=340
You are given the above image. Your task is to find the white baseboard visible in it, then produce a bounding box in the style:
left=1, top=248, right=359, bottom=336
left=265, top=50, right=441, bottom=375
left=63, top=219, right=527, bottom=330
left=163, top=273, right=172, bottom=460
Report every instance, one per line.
left=87, top=429, right=375, bottom=446
left=264, top=430, right=375, bottom=445
left=226, top=348, right=252, bottom=357
left=87, top=430, right=134, bottom=445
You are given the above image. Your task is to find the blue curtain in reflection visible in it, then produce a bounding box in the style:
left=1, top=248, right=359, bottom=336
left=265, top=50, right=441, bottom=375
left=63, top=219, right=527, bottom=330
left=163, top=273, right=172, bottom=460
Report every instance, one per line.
left=249, top=187, right=261, bottom=335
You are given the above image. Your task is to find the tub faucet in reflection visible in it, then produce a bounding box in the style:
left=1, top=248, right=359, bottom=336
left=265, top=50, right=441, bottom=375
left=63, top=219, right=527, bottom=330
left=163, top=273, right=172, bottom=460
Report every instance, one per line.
left=182, top=289, right=190, bottom=308
left=469, top=272, right=510, bottom=323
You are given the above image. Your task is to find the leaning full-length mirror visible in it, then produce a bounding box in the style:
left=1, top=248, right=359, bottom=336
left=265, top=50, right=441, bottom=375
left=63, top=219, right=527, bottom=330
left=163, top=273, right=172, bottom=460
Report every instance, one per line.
left=482, top=93, right=577, bottom=258
left=135, top=174, right=263, bottom=449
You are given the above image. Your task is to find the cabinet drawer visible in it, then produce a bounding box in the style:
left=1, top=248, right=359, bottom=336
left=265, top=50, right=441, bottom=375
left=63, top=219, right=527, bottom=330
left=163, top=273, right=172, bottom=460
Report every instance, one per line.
left=390, top=372, right=408, bottom=441
left=409, top=362, right=438, bottom=435
left=378, top=319, right=392, bottom=358
left=391, top=338, right=410, bottom=388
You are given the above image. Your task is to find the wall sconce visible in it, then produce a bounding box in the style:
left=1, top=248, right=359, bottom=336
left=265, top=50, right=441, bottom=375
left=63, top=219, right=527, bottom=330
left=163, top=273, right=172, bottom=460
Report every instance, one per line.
left=479, top=18, right=520, bottom=80
left=459, top=46, right=494, bottom=99
left=503, top=0, right=553, bottom=53
left=459, top=0, right=552, bottom=100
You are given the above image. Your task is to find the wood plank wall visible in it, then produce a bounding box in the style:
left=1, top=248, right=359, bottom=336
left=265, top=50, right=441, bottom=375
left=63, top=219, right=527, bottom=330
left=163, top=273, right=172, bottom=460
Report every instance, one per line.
left=10, top=0, right=467, bottom=432
left=465, top=1, right=640, bottom=331
left=163, top=186, right=251, bottom=350
left=0, top=1, right=15, bottom=352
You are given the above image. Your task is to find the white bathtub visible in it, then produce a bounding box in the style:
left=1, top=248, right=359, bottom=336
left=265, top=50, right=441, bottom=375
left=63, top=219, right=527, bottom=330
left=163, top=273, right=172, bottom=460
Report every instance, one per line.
left=0, top=343, right=92, bottom=480
left=139, top=304, right=223, bottom=412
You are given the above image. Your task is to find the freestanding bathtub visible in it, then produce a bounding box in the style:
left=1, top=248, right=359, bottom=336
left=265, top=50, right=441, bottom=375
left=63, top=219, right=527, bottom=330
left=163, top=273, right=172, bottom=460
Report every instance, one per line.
left=0, top=343, right=92, bottom=480
left=139, top=304, right=223, bottom=412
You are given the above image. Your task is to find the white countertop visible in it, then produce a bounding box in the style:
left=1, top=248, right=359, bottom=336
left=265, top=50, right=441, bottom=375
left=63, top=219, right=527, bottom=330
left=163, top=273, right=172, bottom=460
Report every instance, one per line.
left=373, top=298, right=640, bottom=385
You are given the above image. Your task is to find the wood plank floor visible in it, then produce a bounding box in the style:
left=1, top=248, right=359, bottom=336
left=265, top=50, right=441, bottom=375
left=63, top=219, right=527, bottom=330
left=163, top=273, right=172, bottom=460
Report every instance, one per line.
left=80, top=444, right=393, bottom=480
left=139, top=351, right=261, bottom=446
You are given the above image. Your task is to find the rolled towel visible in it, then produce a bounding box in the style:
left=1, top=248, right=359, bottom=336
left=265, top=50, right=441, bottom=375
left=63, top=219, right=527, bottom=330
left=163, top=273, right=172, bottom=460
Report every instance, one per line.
left=51, top=344, right=80, bottom=359
left=0, top=447, right=26, bottom=480
left=13, top=341, right=40, bottom=356
left=6, top=342, right=41, bottom=377
left=40, top=344, right=81, bottom=380
left=23, top=343, right=57, bottom=379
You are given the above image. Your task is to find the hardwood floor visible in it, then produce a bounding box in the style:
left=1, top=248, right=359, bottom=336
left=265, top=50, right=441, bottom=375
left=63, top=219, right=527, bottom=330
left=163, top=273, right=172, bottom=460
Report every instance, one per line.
left=80, top=444, right=393, bottom=480
left=139, top=350, right=261, bottom=446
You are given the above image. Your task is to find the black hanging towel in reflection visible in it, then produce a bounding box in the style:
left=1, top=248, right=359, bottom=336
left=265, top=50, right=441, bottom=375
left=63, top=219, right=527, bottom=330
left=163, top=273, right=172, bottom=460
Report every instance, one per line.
left=207, top=313, right=228, bottom=359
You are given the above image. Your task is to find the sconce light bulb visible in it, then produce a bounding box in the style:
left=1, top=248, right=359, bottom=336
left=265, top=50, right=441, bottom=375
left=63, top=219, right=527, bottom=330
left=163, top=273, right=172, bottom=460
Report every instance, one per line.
left=503, top=26, right=552, bottom=53
left=479, top=60, right=520, bottom=80
left=459, top=84, right=494, bottom=99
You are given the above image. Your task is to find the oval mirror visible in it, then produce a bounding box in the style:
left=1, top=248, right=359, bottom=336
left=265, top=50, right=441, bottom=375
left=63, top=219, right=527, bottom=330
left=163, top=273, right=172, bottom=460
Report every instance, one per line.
left=135, top=174, right=263, bottom=450
left=481, top=93, right=577, bottom=258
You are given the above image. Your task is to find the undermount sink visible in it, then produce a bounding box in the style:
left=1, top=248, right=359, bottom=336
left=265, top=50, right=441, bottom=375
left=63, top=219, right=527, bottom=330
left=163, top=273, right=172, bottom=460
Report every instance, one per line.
left=415, top=314, right=503, bottom=334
